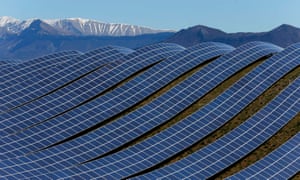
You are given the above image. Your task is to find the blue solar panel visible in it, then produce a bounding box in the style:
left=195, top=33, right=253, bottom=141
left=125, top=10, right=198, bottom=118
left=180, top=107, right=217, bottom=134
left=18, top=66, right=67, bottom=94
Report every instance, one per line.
left=0, top=53, right=79, bottom=99
left=108, top=45, right=135, bottom=55
left=0, top=51, right=80, bottom=84
left=228, top=133, right=300, bottom=180
left=0, top=59, right=21, bottom=66
left=137, top=76, right=300, bottom=179
left=1, top=41, right=295, bottom=179
left=0, top=63, right=14, bottom=71
left=0, top=42, right=233, bottom=160
left=0, top=47, right=125, bottom=112
left=0, top=42, right=283, bottom=178
left=1, top=42, right=298, bottom=180
left=0, top=43, right=184, bottom=136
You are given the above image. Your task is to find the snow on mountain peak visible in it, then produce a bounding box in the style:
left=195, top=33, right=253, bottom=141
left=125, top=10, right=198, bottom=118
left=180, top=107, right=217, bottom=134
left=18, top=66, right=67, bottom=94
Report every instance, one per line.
left=0, top=16, right=174, bottom=37
left=0, top=16, right=20, bottom=26
left=43, top=17, right=173, bottom=36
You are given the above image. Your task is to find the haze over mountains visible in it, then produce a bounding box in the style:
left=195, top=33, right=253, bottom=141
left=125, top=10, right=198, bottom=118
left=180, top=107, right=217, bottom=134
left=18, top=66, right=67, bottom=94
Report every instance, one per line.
left=1, top=16, right=300, bottom=60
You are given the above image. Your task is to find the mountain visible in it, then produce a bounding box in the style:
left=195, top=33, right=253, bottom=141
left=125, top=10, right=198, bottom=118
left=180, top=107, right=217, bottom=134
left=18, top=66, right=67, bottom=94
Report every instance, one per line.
left=0, top=17, right=174, bottom=60
left=0, top=16, right=173, bottom=37
left=0, top=19, right=174, bottom=59
left=1, top=16, right=300, bottom=60
left=165, top=24, right=300, bottom=47
left=44, top=18, right=172, bottom=36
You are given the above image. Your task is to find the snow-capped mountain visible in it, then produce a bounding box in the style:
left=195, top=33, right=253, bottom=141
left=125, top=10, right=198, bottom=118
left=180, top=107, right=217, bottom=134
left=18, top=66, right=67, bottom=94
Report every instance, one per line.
left=0, top=16, right=35, bottom=35
left=0, top=16, right=173, bottom=37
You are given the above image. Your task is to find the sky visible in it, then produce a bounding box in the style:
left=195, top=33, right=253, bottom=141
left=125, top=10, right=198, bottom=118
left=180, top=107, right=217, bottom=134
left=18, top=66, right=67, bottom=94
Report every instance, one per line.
left=1, top=0, right=300, bottom=32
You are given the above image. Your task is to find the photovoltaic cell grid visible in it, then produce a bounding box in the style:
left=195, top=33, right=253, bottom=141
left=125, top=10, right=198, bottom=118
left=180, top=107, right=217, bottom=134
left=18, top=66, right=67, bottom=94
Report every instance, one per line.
left=34, top=41, right=299, bottom=178
left=228, top=132, right=300, bottom=180
left=30, top=41, right=292, bottom=179
left=0, top=64, right=14, bottom=72
left=0, top=52, right=81, bottom=105
left=0, top=42, right=299, bottom=179
left=0, top=42, right=282, bottom=178
left=0, top=51, right=80, bottom=85
left=0, top=44, right=174, bottom=114
left=0, top=60, right=22, bottom=69
left=0, top=48, right=112, bottom=98
left=138, top=76, right=300, bottom=180
left=0, top=50, right=80, bottom=74
left=0, top=42, right=233, bottom=160
left=0, top=59, right=21, bottom=65
left=108, top=45, right=135, bottom=55
left=18, top=42, right=280, bottom=175
left=45, top=41, right=278, bottom=164
left=0, top=43, right=185, bottom=136
left=19, top=64, right=300, bottom=180
left=0, top=52, right=80, bottom=98
left=0, top=47, right=125, bottom=112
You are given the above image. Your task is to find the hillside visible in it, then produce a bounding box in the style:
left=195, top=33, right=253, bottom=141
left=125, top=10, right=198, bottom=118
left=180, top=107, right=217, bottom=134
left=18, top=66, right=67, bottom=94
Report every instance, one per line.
left=165, top=24, right=300, bottom=47
left=0, top=17, right=174, bottom=60
left=1, top=17, right=300, bottom=60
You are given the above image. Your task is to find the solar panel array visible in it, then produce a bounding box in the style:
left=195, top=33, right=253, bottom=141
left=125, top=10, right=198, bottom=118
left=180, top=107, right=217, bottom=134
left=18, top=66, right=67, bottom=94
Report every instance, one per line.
left=0, top=51, right=80, bottom=90
left=0, top=43, right=184, bottom=136
left=14, top=41, right=290, bottom=179
left=138, top=76, right=300, bottom=179
left=228, top=132, right=300, bottom=180
left=0, top=47, right=125, bottom=112
left=0, top=42, right=277, bottom=178
left=0, top=42, right=233, bottom=159
left=0, top=41, right=299, bottom=179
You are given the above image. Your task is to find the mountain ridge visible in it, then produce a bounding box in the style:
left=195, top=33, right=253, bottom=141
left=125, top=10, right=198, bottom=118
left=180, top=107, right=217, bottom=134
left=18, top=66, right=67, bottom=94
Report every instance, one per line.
left=1, top=16, right=300, bottom=60
left=0, top=16, right=174, bottom=37
left=165, top=24, right=300, bottom=47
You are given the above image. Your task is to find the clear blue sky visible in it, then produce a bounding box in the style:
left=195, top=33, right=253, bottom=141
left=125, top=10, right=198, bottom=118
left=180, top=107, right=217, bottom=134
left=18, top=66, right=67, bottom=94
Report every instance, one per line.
left=1, top=0, right=300, bottom=32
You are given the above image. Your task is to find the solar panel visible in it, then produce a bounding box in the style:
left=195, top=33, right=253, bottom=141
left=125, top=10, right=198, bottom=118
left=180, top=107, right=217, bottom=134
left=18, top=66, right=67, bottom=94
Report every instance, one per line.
left=3, top=41, right=296, bottom=179
left=0, top=43, right=184, bottom=136
left=1, top=42, right=297, bottom=179
left=0, top=47, right=125, bottom=112
left=0, top=59, right=22, bottom=66
left=0, top=55, right=80, bottom=99
left=0, top=42, right=233, bottom=160
left=0, top=42, right=278, bottom=176
left=0, top=51, right=80, bottom=84
left=108, top=45, right=135, bottom=55
left=0, top=63, right=15, bottom=71
left=137, top=76, right=300, bottom=180
left=227, top=133, right=300, bottom=180
left=0, top=42, right=281, bottom=178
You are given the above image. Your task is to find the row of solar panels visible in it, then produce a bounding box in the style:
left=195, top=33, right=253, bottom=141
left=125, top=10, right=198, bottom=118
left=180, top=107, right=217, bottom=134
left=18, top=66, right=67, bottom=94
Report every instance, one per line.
left=0, top=41, right=299, bottom=179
